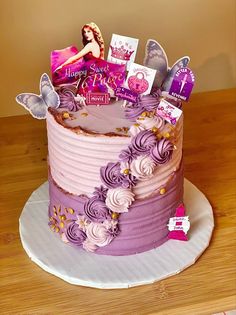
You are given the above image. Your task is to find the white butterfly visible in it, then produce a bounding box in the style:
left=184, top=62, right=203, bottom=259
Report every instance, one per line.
left=143, top=39, right=190, bottom=91
left=16, top=73, right=60, bottom=119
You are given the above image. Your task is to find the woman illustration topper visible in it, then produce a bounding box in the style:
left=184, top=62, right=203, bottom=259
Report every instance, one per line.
left=51, top=22, right=105, bottom=86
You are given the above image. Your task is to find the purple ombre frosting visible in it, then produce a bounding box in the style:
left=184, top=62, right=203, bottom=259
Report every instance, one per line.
left=131, top=130, right=157, bottom=155
left=84, top=197, right=111, bottom=223
left=57, top=85, right=83, bottom=112
left=65, top=222, right=86, bottom=246
left=100, top=162, right=124, bottom=189
left=151, top=138, right=174, bottom=165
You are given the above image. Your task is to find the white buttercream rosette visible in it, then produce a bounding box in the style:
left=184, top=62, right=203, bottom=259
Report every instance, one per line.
left=85, top=222, right=113, bottom=247
left=105, top=187, right=135, bottom=213
left=137, top=115, right=165, bottom=131
left=130, top=155, right=156, bottom=180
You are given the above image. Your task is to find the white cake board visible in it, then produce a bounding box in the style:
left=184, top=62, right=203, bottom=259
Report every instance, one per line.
left=19, top=179, right=214, bottom=289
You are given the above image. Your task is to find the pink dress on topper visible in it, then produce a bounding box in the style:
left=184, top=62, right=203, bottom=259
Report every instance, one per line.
left=51, top=46, right=92, bottom=86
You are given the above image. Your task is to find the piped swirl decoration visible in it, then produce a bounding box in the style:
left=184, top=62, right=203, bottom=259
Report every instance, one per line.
left=57, top=85, right=83, bottom=112
left=100, top=162, right=124, bottom=189
left=150, top=138, right=174, bottom=165
left=65, top=222, right=87, bottom=246
left=130, top=155, right=156, bottom=180
left=84, top=197, right=111, bottom=223
left=105, top=187, right=135, bottom=213
left=131, top=130, right=157, bottom=154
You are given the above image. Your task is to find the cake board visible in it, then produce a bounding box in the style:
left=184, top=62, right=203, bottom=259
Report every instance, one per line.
left=19, top=179, right=214, bottom=289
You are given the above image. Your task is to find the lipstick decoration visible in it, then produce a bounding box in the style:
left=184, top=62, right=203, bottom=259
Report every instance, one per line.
left=167, top=204, right=190, bottom=241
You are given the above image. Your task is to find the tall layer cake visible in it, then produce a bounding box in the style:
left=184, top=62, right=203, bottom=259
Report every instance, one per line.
left=16, top=23, right=194, bottom=256
left=47, top=96, right=184, bottom=255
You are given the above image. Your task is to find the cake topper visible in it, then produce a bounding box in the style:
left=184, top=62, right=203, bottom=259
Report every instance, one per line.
left=157, top=98, right=182, bottom=125
left=169, top=67, right=195, bottom=101
left=107, top=34, right=139, bottom=70
left=125, top=63, right=156, bottom=95
left=16, top=73, right=60, bottom=119
left=143, top=39, right=190, bottom=93
left=51, top=22, right=105, bottom=86
left=167, top=204, right=190, bottom=241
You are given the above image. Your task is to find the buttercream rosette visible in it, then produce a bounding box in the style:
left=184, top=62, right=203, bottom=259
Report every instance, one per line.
left=131, top=130, right=157, bottom=155
left=130, top=155, right=156, bottom=180
left=65, top=222, right=87, bottom=246
left=84, top=197, right=111, bottom=223
left=150, top=138, right=174, bottom=165
left=85, top=222, right=114, bottom=247
left=105, top=187, right=135, bottom=213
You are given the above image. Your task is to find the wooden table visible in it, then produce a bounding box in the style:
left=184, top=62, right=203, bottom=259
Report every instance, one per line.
left=1, top=89, right=236, bottom=315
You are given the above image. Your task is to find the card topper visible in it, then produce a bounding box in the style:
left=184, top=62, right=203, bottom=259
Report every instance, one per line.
left=107, top=34, right=139, bottom=70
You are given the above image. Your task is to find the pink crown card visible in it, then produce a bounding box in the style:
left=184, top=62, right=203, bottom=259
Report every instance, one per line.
left=125, top=63, right=156, bottom=95
left=107, top=34, right=139, bottom=70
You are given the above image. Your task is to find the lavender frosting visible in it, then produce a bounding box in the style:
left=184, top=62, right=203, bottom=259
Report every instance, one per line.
left=124, top=102, right=145, bottom=121
left=57, top=85, right=83, bottom=112
left=150, top=138, right=174, bottom=165
left=65, top=222, right=86, bottom=246
left=84, top=196, right=111, bottom=223
left=100, top=162, right=124, bottom=189
left=131, top=130, right=157, bottom=155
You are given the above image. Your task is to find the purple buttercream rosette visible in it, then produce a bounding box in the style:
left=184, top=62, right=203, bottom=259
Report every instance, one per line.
left=84, top=196, right=111, bottom=223
left=121, top=174, right=138, bottom=188
left=93, top=185, right=108, bottom=201
left=65, top=222, right=86, bottom=246
left=57, top=85, right=83, bottom=112
left=100, top=162, right=124, bottom=189
left=150, top=138, right=174, bottom=165
left=119, top=146, right=139, bottom=163
left=131, top=130, right=157, bottom=155
left=137, top=94, right=161, bottom=111
left=124, top=101, right=145, bottom=121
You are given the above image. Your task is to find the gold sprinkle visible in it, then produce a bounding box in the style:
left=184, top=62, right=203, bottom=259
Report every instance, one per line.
left=53, top=206, right=57, bottom=213
left=49, top=217, right=54, bottom=222
left=116, top=128, right=122, bottom=132
left=141, top=112, right=147, bottom=117
left=173, top=145, right=177, bottom=150
left=60, top=222, right=64, bottom=228
left=61, top=215, right=66, bottom=221
left=53, top=212, right=57, bottom=217
left=81, top=112, right=88, bottom=117
left=68, top=208, right=75, bottom=214
left=62, top=112, right=70, bottom=119
left=55, top=227, right=60, bottom=233
left=151, top=127, right=158, bottom=133
left=111, top=212, right=119, bottom=220
left=123, top=127, right=129, bottom=133
left=123, top=169, right=129, bottom=175
left=50, top=224, right=55, bottom=230
left=58, top=206, right=61, bottom=213
left=164, top=132, right=170, bottom=139
left=134, top=123, right=140, bottom=127
left=160, top=188, right=166, bottom=195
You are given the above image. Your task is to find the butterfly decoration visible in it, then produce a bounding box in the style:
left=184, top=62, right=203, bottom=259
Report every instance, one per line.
left=16, top=73, right=60, bottom=119
left=143, top=39, right=190, bottom=92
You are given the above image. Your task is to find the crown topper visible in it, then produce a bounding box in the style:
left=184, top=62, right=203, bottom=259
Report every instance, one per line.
left=109, top=44, right=134, bottom=61
left=107, top=34, right=139, bottom=70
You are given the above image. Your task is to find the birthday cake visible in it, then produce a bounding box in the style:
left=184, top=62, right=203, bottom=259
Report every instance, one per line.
left=16, top=22, right=194, bottom=256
